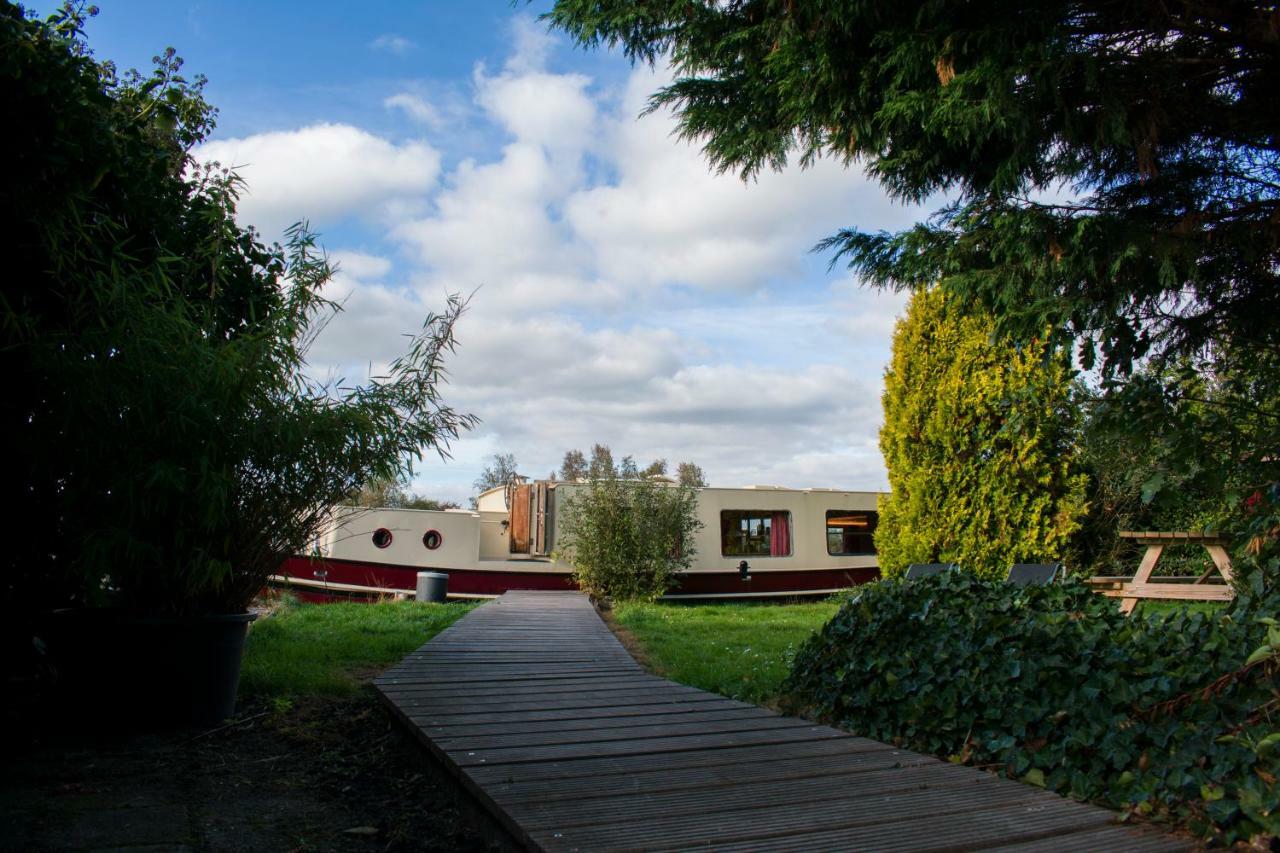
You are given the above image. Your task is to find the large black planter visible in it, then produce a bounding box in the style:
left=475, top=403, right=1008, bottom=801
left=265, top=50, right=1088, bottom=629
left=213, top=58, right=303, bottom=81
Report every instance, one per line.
left=42, top=609, right=257, bottom=728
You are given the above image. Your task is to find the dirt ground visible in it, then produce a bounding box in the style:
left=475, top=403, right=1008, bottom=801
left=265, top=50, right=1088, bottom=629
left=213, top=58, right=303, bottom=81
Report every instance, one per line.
left=0, top=691, right=517, bottom=852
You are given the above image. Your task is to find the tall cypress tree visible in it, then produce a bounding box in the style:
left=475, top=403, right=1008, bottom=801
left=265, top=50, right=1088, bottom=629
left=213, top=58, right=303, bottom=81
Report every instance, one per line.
left=876, top=289, right=1088, bottom=578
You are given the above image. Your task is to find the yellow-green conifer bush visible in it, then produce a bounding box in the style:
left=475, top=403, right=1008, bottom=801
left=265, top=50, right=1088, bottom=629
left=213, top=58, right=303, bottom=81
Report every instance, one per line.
left=876, top=288, right=1088, bottom=578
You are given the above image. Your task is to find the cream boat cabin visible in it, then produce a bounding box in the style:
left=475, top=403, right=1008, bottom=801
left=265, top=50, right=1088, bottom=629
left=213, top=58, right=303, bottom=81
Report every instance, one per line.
left=278, top=480, right=884, bottom=600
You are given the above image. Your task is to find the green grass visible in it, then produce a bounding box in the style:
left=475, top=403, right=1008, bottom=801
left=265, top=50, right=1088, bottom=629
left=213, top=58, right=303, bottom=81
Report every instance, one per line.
left=1134, top=599, right=1228, bottom=618
left=611, top=599, right=840, bottom=705
left=240, top=598, right=476, bottom=698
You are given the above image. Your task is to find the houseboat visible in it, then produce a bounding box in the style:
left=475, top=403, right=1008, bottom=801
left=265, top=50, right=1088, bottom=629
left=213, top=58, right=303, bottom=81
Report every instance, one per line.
left=276, top=480, right=884, bottom=600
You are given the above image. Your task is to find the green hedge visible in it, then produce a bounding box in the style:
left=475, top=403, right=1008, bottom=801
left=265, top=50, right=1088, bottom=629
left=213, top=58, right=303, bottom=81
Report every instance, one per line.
left=784, top=574, right=1279, bottom=843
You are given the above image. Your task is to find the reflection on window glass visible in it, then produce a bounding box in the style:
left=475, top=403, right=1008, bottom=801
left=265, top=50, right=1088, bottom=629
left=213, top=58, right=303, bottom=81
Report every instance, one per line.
left=720, top=510, right=792, bottom=557
left=826, top=510, right=878, bottom=555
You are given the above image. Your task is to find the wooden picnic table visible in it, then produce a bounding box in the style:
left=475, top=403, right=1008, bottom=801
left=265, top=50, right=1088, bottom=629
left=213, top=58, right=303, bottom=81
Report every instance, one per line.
left=1101, top=531, right=1235, bottom=614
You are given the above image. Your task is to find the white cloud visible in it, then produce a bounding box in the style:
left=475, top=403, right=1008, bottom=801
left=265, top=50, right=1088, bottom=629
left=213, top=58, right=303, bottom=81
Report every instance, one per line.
left=476, top=68, right=597, bottom=155
left=194, top=123, right=441, bottom=239
left=383, top=93, right=442, bottom=128
left=502, top=16, right=557, bottom=75
left=370, top=34, right=415, bottom=55
left=565, top=68, right=920, bottom=295
left=331, top=250, right=393, bottom=281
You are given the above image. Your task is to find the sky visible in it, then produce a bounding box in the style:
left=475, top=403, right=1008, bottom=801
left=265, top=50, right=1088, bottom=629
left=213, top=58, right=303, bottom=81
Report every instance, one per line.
left=57, top=1, right=930, bottom=504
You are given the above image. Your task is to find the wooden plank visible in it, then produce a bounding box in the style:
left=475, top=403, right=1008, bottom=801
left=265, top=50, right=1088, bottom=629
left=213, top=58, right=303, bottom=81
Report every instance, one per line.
left=464, top=736, right=900, bottom=786
left=450, top=723, right=848, bottom=768
left=399, top=686, right=727, bottom=712
left=380, top=685, right=678, bottom=706
left=1120, top=530, right=1227, bottom=545
left=389, top=687, right=717, bottom=715
left=1124, top=583, right=1234, bottom=601
left=481, top=747, right=923, bottom=805
left=433, top=713, right=817, bottom=751
left=376, top=666, right=644, bottom=687
left=377, top=674, right=668, bottom=695
left=417, top=705, right=771, bottom=737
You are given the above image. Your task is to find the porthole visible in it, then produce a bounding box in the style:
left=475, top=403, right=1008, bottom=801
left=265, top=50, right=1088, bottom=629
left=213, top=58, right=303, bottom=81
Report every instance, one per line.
left=371, top=528, right=393, bottom=549
left=423, top=530, right=443, bottom=550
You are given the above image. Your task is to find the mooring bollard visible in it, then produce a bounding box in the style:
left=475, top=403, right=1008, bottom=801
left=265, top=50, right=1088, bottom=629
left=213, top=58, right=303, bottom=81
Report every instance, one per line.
left=415, top=571, right=448, bottom=603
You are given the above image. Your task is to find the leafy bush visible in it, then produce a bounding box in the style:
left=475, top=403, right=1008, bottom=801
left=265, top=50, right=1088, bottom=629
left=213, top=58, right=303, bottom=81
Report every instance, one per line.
left=785, top=573, right=1279, bottom=843
left=556, top=461, right=702, bottom=602
left=3, top=6, right=474, bottom=617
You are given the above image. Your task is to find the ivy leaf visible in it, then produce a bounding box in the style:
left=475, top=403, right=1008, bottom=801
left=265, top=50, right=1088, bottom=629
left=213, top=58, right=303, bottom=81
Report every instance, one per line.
left=1140, top=472, right=1166, bottom=505
left=1244, top=644, right=1275, bottom=667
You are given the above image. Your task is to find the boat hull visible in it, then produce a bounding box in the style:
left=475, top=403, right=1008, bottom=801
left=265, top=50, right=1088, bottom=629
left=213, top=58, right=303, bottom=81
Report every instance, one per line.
left=277, top=555, right=879, bottom=601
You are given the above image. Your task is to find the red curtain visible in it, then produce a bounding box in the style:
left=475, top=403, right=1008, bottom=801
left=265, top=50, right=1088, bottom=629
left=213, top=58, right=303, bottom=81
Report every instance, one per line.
left=770, top=512, right=791, bottom=556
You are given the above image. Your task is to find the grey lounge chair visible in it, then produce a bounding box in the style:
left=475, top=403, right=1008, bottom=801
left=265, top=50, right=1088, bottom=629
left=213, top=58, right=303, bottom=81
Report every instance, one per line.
left=905, top=563, right=957, bottom=579
left=1007, top=563, right=1064, bottom=587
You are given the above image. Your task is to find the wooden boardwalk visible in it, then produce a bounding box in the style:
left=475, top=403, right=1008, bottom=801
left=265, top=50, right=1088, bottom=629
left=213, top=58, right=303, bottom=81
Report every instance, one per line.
left=375, top=591, right=1184, bottom=851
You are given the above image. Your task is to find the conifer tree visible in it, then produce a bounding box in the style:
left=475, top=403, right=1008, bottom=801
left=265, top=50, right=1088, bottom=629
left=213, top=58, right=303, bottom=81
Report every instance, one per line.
left=548, top=2, right=1280, bottom=528
left=876, top=289, right=1088, bottom=578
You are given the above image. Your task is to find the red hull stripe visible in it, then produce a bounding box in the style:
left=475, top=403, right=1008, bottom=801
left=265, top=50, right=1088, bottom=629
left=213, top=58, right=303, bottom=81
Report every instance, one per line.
left=279, top=556, right=879, bottom=598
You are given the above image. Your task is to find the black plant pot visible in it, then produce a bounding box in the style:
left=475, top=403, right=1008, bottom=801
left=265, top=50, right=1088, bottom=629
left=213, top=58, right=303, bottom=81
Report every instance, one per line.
left=42, top=609, right=257, bottom=729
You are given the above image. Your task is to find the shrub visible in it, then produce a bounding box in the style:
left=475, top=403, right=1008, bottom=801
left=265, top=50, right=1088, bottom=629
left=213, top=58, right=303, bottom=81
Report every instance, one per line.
left=556, top=461, right=702, bottom=602
left=3, top=6, right=475, bottom=617
left=785, top=573, right=1279, bottom=843
left=875, top=288, right=1088, bottom=579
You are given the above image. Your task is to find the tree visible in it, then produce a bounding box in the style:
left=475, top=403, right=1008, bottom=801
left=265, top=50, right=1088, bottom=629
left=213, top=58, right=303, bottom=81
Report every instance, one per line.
left=588, top=443, right=615, bottom=479
left=473, top=452, right=520, bottom=494
left=346, top=476, right=460, bottom=511
left=641, top=458, right=668, bottom=478
left=1071, top=350, right=1280, bottom=576
left=559, top=449, right=588, bottom=481
left=556, top=458, right=702, bottom=601
left=676, top=462, right=708, bottom=488
left=547, top=0, right=1280, bottom=548
left=875, top=289, right=1089, bottom=579
left=3, top=4, right=475, bottom=617
left=347, top=476, right=411, bottom=509
left=401, top=496, right=462, bottom=512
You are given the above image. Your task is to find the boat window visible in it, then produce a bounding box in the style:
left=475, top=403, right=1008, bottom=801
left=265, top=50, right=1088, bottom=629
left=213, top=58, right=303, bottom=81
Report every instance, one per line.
left=372, top=528, right=393, bottom=549
left=422, top=530, right=443, bottom=550
left=826, top=510, right=877, bottom=555
left=721, top=510, right=792, bottom=557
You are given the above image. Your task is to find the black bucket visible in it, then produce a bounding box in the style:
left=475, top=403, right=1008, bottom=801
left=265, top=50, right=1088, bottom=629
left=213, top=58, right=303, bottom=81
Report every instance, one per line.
left=41, top=609, right=257, bottom=729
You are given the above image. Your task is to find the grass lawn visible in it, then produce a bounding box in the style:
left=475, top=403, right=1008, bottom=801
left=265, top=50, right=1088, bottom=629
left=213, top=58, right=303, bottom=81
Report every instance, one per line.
left=611, top=599, right=841, bottom=705
left=1134, top=599, right=1227, bottom=618
left=240, top=597, right=476, bottom=698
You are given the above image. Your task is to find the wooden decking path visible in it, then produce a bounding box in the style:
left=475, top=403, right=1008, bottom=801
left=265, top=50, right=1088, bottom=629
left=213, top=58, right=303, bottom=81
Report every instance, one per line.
left=375, top=591, right=1184, bottom=851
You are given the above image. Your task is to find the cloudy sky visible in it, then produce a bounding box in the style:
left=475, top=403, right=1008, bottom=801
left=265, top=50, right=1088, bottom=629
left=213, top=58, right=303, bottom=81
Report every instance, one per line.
left=68, top=1, right=928, bottom=504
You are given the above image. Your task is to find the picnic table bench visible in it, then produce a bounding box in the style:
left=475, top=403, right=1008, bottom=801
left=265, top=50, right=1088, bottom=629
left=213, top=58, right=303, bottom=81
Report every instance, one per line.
left=1088, top=531, right=1235, bottom=614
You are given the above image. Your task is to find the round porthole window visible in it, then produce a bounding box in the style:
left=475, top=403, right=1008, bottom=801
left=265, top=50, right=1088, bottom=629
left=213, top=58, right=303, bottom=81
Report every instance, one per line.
left=423, top=530, right=443, bottom=550
left=371, top=528, right=393, bottom=549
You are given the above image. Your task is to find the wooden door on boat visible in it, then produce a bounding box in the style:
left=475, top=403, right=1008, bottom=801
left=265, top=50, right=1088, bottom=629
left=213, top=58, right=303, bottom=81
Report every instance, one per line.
left=509, top=484, right=532, bottom=553
left=508, top=481, right=550, bottom=556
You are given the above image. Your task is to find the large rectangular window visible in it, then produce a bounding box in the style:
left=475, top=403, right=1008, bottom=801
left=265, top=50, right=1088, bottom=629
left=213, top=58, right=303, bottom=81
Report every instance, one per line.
left=826, top=510, right=878, bottom=555
left=721, top=510, right=792, bottom=557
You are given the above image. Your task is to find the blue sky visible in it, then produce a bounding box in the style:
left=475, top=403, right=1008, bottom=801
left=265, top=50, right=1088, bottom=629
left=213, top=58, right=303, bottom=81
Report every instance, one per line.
left=53, top=1, right=926, bottom=503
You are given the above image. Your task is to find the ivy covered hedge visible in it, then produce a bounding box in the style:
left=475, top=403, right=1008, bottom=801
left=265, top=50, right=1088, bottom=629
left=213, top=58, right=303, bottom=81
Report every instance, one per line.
left=784, top=574, right=1279, bottom=844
